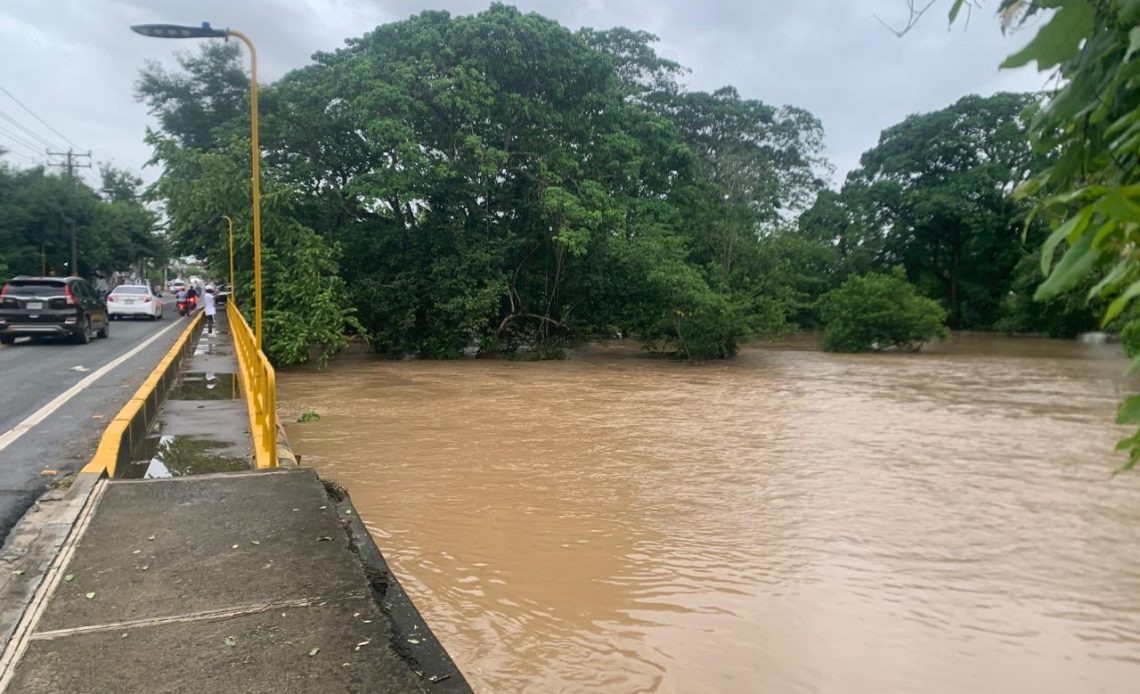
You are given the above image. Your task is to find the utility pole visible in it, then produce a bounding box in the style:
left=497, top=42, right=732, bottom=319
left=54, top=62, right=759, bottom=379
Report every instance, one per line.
left=48, top=149, right=92, bottom=277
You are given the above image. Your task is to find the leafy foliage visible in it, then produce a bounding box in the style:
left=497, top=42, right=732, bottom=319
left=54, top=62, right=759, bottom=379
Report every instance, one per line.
left=0, top=158, right=160, bottom=280
left=943, top=0, right=1140, bottom=472
left=251, top=5, right=827, bottom=359
left=799, top=93, right=1063, bottom=330
left=817, top=267, right=949, bottom=352
left=138, top=47, right=360, bottom=367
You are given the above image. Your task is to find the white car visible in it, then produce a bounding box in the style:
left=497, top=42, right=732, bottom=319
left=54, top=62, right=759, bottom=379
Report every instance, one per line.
left=108, top=285, right=164, bottom=321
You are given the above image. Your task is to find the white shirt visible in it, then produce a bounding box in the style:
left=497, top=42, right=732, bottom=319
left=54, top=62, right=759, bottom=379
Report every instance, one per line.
left=203, top=291, right=216, bottom=316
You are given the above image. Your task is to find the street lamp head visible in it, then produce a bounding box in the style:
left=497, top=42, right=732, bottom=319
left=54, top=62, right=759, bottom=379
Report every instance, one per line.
left=130, top=22, right=228, bottom=39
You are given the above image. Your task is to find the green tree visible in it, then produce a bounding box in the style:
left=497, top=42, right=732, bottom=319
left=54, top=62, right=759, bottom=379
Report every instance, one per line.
left=940, top=0, right=1140, bottom=470
left=817, top=267, right=949, bottom=352
left=256, top=5, right=826, bottom=359
left=0, top=160, right=160, bottom=280
left=801, top=93, right=1041, bottom=329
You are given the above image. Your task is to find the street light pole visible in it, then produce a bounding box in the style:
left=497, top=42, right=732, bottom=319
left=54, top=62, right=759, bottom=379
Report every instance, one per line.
left=221, top=214, right=235, bottom=306
left=130, top=22, right=263, bottom=349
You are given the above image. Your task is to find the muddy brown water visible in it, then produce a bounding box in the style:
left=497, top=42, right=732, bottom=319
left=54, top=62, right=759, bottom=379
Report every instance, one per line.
left=278, top=334, right=1140, bottom=694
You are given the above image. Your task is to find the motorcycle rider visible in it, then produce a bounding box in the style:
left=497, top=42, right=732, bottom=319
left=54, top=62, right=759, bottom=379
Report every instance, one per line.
left=176, top=287, right=189, bottom=316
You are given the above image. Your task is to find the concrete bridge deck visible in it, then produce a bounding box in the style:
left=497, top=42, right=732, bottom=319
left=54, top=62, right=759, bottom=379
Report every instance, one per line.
left=0, top=307, right=468, bottom=692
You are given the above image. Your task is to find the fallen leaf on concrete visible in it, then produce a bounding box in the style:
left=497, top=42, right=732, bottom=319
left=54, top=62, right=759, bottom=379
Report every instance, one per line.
left=308, top=647, right=320, bottom=657
left=354, top=640, right=370, bottom=651
left=318, top=505, right=327, bottom=510
left=40, top=470, right=57, bottom=476
left=232, top=544, right=239, bottom=549
left=316, top=536, right=332, bottom=542
left=345, top=509, right=353, bottom=515
left=64, top=574, right=74, bottom=582
left=224, top=636, right=237, bottom=647
left=85, top=592, right=95, bottom=600
left=249, top=540, right=260, bottom=545
left=407, top=638, right=420, bottom=644
left=121, top=633, right=128, bottom=639
left=362, top=620, right=372, bottom=624
left=132, top=550, right=141, bottom=554
left=147, top=535, right=155, bottom=541
left=10, top=570, right=23, bottom=576
left=91, top=414, right=103, bottom=420
left=141, top=565, right=149, bottom=571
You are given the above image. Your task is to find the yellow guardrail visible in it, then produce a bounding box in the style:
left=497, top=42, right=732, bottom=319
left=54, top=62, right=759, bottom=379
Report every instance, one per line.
left=228, top=303, right=277, bottom=468
left=82, top=313, right=203, bottom=478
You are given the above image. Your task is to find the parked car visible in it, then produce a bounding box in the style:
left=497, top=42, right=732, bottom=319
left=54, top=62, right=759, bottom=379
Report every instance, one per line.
left=0, top=276, right=110, bottom=345
left=215, top=284, right=230, bottom=307
left=108, top=284, right=164, bottom=321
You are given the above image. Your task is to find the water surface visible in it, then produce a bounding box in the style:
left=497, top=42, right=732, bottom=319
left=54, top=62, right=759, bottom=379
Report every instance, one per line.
left=279, top=334, right=1140, bottom=693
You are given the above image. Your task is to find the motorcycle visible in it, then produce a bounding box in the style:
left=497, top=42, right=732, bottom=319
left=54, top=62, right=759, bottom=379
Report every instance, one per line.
left=177, top=295, right=197, bottom=317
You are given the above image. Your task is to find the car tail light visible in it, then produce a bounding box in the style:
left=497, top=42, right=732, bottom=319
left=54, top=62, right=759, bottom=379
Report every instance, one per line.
left=140, top=296, right=150, bottom=302
left=108, top=295, right=117, bottom=303
left=64, top=285, right=77, bottom=306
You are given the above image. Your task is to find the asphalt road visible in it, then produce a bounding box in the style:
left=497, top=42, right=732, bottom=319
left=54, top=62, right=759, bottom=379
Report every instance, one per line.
left=0, top=299, right=192, bottom=541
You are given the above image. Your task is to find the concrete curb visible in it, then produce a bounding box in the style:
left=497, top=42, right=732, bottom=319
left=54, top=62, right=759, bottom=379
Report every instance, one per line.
left=324, top=482, right=471, bottom=692
left=82, top=313, right=204, bottom=477
left=0, top=472, right=103, bottom=658
left=275, top=423, right=299, bottom=467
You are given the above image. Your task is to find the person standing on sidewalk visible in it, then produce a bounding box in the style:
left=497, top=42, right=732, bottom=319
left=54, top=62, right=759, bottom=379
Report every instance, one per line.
left=203, top=285, right=217, bottom=333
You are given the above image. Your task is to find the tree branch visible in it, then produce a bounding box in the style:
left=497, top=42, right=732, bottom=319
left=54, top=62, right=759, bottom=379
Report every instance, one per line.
left=873, top=0, right=943, bottom=38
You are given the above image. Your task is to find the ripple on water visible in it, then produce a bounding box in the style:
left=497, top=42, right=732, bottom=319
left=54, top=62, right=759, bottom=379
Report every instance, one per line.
left=280, top=337, right=1140, bottom=694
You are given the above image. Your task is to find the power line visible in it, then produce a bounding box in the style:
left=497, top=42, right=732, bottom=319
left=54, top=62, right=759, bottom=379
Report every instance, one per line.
left=0, top=124, right=44, bottom=157
left=0, top=108, right=58, bottom=150
left=0, top=111, right=56, bottom=150
left=1, top=149, right=38, bottom=164
left=0, top=85, right=79, bottom=150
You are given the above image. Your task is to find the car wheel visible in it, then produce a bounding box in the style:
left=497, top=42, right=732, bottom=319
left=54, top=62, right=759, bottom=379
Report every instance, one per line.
left=97, top=319, right=109, bottom=339
left=75, top=319, right=91, bottom=345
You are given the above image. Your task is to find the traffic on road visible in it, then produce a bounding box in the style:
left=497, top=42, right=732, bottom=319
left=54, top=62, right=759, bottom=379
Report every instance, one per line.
left=0, top=276, right=206, bottom=540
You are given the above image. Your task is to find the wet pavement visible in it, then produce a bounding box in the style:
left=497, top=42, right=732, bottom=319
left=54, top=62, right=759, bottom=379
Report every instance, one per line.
left=120, top=316, right=252, bottom=479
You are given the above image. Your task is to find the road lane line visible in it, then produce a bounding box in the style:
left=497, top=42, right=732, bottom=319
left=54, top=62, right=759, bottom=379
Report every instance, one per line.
left=0, top=320, right=186, bottom=454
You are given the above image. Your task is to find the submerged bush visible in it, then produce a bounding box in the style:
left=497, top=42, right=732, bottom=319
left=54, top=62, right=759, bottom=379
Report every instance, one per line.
left=817, top=267, right=948, bottom=353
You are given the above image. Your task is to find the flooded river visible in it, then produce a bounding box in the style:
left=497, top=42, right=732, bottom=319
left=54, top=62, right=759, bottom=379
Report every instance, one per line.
left=278, top=334, right=1140, bottom=693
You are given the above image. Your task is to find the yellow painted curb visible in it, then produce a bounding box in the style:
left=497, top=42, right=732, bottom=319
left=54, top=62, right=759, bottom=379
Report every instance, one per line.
left=81, top=314, right=204, bottom=477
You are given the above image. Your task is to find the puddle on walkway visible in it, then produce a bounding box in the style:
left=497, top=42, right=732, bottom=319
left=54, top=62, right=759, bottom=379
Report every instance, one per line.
left=117, top=434, right=251, bottom=479
left=168, top=372, right=240, bottom=400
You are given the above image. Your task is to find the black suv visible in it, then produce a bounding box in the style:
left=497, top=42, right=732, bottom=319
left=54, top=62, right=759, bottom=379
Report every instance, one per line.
left=0, top=277, right=110, bottom=345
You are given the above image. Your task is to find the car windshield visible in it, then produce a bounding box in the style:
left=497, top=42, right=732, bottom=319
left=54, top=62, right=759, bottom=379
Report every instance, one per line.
left=111, top=286, right=148, bottom=295
left=2, top=282, right=66, bottom=297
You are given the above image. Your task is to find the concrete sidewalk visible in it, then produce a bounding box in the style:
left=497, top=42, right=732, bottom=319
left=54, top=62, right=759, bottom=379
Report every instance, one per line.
left=0, top=308, right=469, bottom=692
left=117, top=312, right=253, bottom=480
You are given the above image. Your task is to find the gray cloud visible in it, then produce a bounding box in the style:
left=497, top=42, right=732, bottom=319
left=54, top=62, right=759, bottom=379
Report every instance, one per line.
left=0, top=0, right=1046, bottom=187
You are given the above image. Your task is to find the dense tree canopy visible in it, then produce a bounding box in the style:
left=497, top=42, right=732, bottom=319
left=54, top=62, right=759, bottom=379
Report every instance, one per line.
left=0, top=158, right=161, bottom=281
left=798, top=92, right=1079, bottom=331
left=139, top=4, right=828, bottom=362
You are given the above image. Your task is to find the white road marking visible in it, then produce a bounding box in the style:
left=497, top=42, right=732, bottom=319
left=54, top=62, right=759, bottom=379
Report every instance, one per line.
left=0, top=320, right=186, bottom=454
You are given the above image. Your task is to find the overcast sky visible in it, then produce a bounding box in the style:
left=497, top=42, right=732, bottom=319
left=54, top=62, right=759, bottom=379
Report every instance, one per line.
left=0, top=0, right=1047, bottom=188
